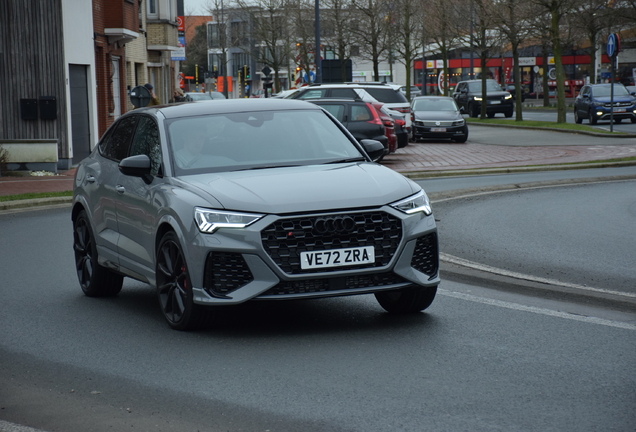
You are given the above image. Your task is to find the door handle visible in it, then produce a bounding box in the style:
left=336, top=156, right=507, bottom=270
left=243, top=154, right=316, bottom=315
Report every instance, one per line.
left=86, top=175, right=96, bottom=183
left=116, top=185, right=125, bottom=194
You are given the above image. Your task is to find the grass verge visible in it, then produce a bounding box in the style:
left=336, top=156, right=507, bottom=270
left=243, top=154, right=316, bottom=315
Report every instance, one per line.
left=0, top=190, right=73, bottom=202
left=465, top=117, right=626, bottom=134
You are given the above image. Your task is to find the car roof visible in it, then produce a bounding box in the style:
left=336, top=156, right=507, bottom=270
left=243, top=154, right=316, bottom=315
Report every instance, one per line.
left=132, top=98, right=322, bottom=119
left=412, top=95, right=454, bottom=100
left=307, top=98, right=368, bottom=104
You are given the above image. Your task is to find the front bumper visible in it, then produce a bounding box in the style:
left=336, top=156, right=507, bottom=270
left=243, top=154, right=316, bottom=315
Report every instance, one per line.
left=185, top=206, right=439, bottom=305
left=413, top=123, right=467, bottom=139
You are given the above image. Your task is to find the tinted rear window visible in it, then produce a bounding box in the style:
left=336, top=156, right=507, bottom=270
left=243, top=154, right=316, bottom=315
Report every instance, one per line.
left=365, top=88, right=408, bottom=104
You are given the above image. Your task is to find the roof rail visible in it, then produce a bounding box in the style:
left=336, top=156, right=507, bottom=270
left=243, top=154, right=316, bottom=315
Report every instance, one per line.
left=343, top=82, right=388, bottom=86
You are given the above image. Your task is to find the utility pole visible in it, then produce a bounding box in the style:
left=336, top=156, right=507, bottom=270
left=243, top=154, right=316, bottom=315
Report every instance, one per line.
left=314, top=0, right=322, bottom=84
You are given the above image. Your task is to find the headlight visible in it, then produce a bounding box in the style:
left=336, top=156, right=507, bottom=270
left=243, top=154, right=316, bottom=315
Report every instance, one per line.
left=473, top=96, right=482, bottom=101
left=390, top=190, right=432, bottom=216
left=194, top=207, right=264, bottom=233
left=505, top=94, right=512, bottom=100
left=452, top=119, right=465, bottom=126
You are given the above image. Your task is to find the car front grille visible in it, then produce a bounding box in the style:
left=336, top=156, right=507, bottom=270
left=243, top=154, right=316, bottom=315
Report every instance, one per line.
left=258, top=272, right=408, bottom=297
left=601, top=101, right=634, bottom=107
left=203, top=252, right=254, bottom=297
left=261, top=211, right=403, bottom=274
left=410, top=233, right=439, bottom=278
left=415, top=120, right=454, bottom=127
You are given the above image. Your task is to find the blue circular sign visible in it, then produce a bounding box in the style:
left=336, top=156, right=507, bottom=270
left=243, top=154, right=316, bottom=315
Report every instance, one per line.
left=607, top=33, right=616, bottom=57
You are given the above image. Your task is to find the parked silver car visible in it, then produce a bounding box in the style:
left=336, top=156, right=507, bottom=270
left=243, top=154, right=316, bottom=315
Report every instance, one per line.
left=72, top=99, right=439, bottom=330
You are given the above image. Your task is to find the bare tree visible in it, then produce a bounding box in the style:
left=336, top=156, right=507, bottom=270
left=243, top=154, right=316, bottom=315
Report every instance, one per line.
left=530, top=0, right=580, bottom=123
left=204, top=0, right=231, bottom=97
left=426, top=0, right=465, bottom=96
left=390, top=0, right=423, bottom=100
left=288, top=0, right=318, bottom=86
left=350, top=0, right=390, bottom=81
left=492, top=0, right=537, bottom=120
left=235, top=0, right=293, bottom=93
left=321, top=0, right=358, bottom=82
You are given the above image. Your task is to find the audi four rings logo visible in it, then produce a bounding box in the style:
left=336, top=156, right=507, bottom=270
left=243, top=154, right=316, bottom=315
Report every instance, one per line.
left=313, top=216, right=356, bottom=234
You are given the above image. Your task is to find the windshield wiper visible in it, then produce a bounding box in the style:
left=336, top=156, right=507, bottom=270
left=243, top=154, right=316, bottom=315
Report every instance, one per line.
left=325, top=157, right=366, bottom=164
left=233, top=164, right=301, bottom=171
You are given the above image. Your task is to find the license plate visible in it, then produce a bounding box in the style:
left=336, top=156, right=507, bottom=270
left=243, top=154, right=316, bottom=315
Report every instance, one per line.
left=431, top=127, right=446, bottom=132
left=489, top=100, right=501, bottom=104
left=300, top=246, right=375, bottom=270
left=613, top=108, right=626, bottom=112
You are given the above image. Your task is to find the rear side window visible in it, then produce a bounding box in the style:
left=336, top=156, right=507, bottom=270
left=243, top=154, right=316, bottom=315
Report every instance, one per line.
left=365, top=88, right=408, bottom=104
left=101, top=116, right=138, bottom=161
left=317, top=104, right=345, bottom=122
left=330, top=88, right=358, bottom=99
left=350, top=104, right=371, bottom=121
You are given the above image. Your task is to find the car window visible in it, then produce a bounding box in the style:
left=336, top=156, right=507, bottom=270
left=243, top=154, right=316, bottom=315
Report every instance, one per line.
left=350, top=104, right=372, bottom=121
left=101, top=116, right=138, bottom=161
left=413, top=98, right=458, bottom=111
left=593, top=85, right=629, bottom=97
left=297, top=89, right=327, bottom=99
left=129, top=116, right=162, bottom=176
left=330, top=88, right=358, bottom=99
left=167, top=109, right=362, bottom=174
left=316, top=104, right=346, bottom=122
left=364, top=88, right=408, bottom=103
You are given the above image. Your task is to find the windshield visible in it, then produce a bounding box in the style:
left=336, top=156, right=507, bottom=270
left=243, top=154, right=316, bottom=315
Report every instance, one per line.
left=187, top=93, right=212, bottom=101
left=412, top=98, right=458, bottom=111
left=168, top=109, right=363, bottom=175
left=593, top=85, right=630, bottom=97
left=467, top=80, right=504, bottom=92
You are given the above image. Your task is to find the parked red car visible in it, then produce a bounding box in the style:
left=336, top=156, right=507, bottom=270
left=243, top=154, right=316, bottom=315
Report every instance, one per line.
left=371, top=102, right=398, bottom=155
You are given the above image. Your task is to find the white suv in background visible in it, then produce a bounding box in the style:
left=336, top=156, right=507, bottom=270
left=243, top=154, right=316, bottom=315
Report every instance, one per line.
left=290, top=82, right=412, bottom=130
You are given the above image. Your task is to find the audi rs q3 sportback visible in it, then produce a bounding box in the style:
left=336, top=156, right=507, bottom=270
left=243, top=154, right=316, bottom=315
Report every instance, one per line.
left=72, top=99, right=440, bottom=330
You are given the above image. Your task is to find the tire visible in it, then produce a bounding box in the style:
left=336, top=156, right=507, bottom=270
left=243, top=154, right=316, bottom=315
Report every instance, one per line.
left=504, top=109, right=513, bottom=118
left=631, top=117, right=636, bottom=124
left=156, top=231, right=214, bottom=331
left=453, top=135, right=468, bottom=143
left=73, top=210, right=124, bottom=297
left=589, top=109, right=597, bottom=125
left=574, top=108, right=582, bottom=124
left=614, top=118, right=622, bottom=124
left=469, top=103, right=479, bottom=118
left=375, top=285, right=437, bottom=313
left=487, top=112, right=496, bottom=118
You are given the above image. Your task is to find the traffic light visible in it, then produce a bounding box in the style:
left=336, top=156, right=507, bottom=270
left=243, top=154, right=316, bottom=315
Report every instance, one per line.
left=246, top=67, right=251, bottom=80
left=243, top=65, right=250, bottom=81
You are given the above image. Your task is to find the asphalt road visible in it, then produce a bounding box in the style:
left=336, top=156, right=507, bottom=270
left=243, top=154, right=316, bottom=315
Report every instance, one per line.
left=1, top=169, right=635, bottom=431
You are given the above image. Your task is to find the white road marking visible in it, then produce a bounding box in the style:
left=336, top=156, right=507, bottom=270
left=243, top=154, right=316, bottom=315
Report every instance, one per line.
left=439, top=289, right=636, bottom=331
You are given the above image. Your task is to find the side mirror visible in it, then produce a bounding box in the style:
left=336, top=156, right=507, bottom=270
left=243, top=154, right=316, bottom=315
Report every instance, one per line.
left=459, top=106, right=465, bottom=113
left=119, top=154, right=152, bottom=179
left=359, top=139, right=386, bottom=162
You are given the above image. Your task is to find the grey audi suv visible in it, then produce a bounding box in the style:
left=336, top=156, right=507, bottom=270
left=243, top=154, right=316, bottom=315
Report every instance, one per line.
left=72, top=99, right=439, bottom=330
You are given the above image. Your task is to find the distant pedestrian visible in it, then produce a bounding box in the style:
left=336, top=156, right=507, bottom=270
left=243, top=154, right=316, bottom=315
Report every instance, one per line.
left=172, top=88, right=185, bottom=103
left=145, top=83, right=160, bottom=106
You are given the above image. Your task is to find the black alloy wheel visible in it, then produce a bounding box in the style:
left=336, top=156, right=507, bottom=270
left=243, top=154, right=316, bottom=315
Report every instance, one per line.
left=73, top=210, right=123, bottom=297
left=374, top=285, right=437, bottom=313
left=504, top=108, right=513, bottom=118
left=156, top=231, right=212, bottom=330
left=589, top=109, right=598, bottom=125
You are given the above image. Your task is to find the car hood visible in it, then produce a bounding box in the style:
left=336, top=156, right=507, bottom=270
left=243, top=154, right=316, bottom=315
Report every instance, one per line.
left=592, top=96, right=635, bottom=103
left=184, top=163, right=418, bottom=213
left=413, top=110, right=461, bottom=121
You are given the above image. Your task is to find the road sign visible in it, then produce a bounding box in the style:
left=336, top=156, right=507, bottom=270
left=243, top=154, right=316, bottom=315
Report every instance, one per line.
left=607, top=33, right=617, bottom=57
left=261, top=66, right=272, bottom=76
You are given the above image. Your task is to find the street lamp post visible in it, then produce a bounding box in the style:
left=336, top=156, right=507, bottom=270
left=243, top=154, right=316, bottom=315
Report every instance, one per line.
left=315, top=0, right=322, bottom=84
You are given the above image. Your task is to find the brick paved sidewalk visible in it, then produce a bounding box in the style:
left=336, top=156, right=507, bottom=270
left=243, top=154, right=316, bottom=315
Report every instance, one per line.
left=1, top=143, right=636, bottom=197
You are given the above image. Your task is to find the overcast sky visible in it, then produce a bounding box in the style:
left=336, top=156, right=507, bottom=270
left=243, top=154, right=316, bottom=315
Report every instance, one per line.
left=184, top=0, right=212, bottom=15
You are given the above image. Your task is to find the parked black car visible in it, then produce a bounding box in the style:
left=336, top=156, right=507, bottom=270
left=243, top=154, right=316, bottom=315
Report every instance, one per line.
left=574, top=83, right=636, bottom=124
left=452, top=79, right=514, bottom=118
left=411, top=96, right=468, bottom=143
left=307, top=99, right=389, bottom=160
